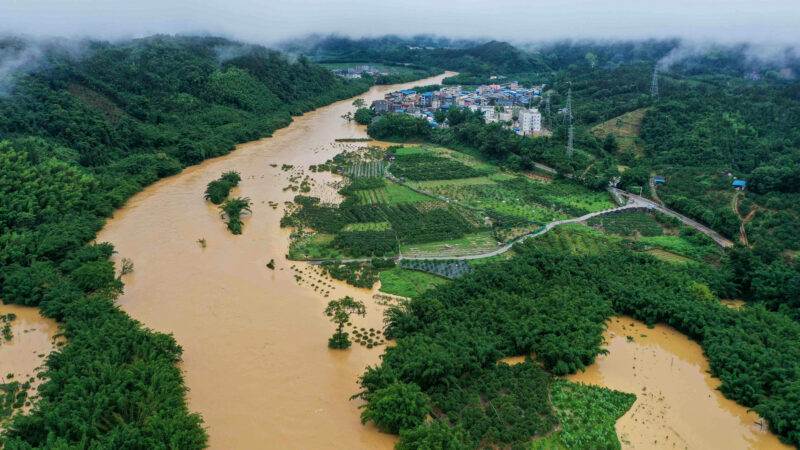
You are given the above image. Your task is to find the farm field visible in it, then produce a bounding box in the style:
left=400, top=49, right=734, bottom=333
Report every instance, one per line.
left=636, top=235, right=722, bottom=262
left=356, top=182, right=431, bottom=205
left=531, top=224, right=622, bottom=255
left=378, top=268, right=450, bottom=298
left=587, top=211, right=664, bottom=237
left=401, top=231, right=498, bottom=258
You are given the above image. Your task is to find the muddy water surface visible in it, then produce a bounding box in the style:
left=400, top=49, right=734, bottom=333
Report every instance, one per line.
left=0, top=304, right=59, bottom=419
left=567, top=316, right=789, bottom=449
left=95, top=73, right=452, bottom=449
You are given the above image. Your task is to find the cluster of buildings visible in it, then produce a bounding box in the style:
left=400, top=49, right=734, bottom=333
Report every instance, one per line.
left=331, top=65, right=397, bottom=79
left=370, top=81, right=547, bottom=136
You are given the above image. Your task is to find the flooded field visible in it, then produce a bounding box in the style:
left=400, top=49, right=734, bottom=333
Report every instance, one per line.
left=95, top=73, right=452, bottom=448
left=567, top=316, right=790, bottom=449
left=0, top=304, right=60, bottom=420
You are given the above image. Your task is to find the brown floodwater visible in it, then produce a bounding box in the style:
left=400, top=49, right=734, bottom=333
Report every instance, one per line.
left=0, top=304, right=60, bottom=421
left=94, top=72, right=453, bottom=448
left=566, top=316, right=790, bottom=449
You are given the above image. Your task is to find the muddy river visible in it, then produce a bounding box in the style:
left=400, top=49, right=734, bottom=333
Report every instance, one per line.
left=566, top=316, right=790, bottom=449
left=91, top=71, right=789, bottom=449
left=0, top=304, right=60, bottom=419
left=95, top=73, right=452, bottom=448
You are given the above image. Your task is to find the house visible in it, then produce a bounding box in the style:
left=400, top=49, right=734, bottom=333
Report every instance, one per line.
left=371, top=100, right=389, bottom=114
left=732, top=180, right=747, bottom=190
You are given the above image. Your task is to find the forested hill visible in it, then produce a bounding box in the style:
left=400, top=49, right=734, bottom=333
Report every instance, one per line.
left=0, top=35, right=387, bottom=447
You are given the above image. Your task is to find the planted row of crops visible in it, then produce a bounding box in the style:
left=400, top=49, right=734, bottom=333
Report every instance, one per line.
left=497, top=177, right=614, bottom=217
left=388, top=153, right=486, bottom=181
left=587, top=211, right=664, bottom=237
left=381, top=203, right=474, bottom=244
left=399, top=259, right=473, bottom=278
left=331, top=231, right=399, bottom=258
left=345, top=161, right=385, bottom=178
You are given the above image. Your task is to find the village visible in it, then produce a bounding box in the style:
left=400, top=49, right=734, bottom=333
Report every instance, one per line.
left=370, top=80, right=548, bottom=136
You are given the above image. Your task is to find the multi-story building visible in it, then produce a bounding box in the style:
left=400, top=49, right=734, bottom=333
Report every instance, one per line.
left=519, top=108, right=542, bottom=135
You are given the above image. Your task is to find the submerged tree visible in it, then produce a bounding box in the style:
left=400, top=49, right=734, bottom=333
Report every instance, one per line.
left=219, top=197, right=252, bottom=235
left=324, top=296, right=366, bottom=349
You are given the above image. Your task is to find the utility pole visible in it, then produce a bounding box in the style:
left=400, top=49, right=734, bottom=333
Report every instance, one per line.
left=567, top=124, right=574, bottom=158
left=651, top=66, right=659, bottom=102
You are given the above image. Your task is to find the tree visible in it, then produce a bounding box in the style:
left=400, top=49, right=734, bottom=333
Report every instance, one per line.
left=397, top=419, right=467, bottom=450
left=603, top=133, right=619, bottom=153
left=341, top=112, right=353, bottom=122
left=219, top=197, right=252, bottom=235
left=354, top=107, right=376, bottom=125
left=360, top=381, right=431, bottom=433
left=324, top=296, right=366, bottom=349
left=353, top=98, right=366, bottom=109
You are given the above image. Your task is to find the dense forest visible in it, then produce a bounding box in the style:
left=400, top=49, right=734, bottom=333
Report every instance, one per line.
left=0, top=35, right=381, bottom=446
left=357, top=242, right=800, bottom=447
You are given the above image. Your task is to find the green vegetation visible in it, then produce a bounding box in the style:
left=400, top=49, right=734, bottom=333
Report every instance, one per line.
left=0, top=313, right=15, bottom=342
left=389, top=153, right=486, bottom=181
left=590, top=108, right=649, bottom=155
left=378, top=268, right=450, bottom=298
left=587, top=211, right=664, bottom=237
left=204, top=170, right=241, bottom=204
left=219, top=197, right=252, bottom=234
left=0, top=34, right=385, bottom=446
left=320, top=261, right=381, bottom=288
left=360, top=381, right=431, bottom=434
left=532, top=380, right=636, bottom=450
left=325, top=296, right=366, bottom=349
left=355, top=183, right=431, bottom=205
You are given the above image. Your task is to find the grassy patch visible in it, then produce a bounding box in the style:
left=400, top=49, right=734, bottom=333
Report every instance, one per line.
left=379, top=268, right=449, bottom=298
left=646, top=249, right=691, bottom=263
left=289, top=233, right=345, bottom=260
left=636, top=235, right=721, bottom=261
left=342, top=222, right=391, bottom=232
left=531, top=380, right=636, bottom=449
left=532, top=224, right=622, bottom=254
left=590, top=107, right=649, bottom=155
left=401, top=231, right=498, bottom=258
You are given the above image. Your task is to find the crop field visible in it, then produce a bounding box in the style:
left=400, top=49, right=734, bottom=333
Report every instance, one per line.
left=399, top=259, right=473, bottom=278
left=341, top=222, right=391, bottom=232
left=378, top=268, right=450, bottom=298
left=389, top=152, right=486, bottom=181
left=344, top=161, right=385, bottom=177
left=497, top=178, right=616, bottom=216
left=531, top=224, right=621, bottom=255
left=637, top=235, right=722, bottom=261
left=494, top=221, right=545, bottom=243
left=419, top=182, right=569, bottom=223
left=587, top=211, right=664, bottom=237
left=401, top=231, right=498, bottom=258
left=356, top=183, right=431, bottom=205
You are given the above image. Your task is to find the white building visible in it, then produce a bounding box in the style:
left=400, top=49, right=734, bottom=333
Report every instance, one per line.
left=519, top=108, right=542, bottom=135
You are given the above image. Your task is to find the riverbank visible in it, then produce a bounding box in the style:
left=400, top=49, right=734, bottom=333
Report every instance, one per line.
left=95, top=72, right=454, bottom=448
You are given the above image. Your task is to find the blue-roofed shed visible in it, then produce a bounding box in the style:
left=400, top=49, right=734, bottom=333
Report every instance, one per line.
left=732, top=180, right=747, bottom=188
left=654, top=177, right=666, bottom=183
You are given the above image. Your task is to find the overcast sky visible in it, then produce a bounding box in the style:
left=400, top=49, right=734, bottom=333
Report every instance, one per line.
left=2, top=0, right=799, bottom=44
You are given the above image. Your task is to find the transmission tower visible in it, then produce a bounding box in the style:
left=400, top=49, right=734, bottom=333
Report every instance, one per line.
left=567, top=124, right=574, bottom=158
left=650, top=66, right=659, bottom=101
left=545, top=93, right=552, bottom=130
left=565, top=83, right=574, bottom=158
left=564, top=85, right=572, bottom=124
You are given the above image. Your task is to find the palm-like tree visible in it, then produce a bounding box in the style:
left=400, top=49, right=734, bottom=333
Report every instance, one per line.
left=219, top=197, right=252, bottom=235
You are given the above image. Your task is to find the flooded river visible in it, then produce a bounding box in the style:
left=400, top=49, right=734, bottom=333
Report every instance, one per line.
left=95, top=72, right=452, bottom=448
left=566, top=316, right=790, bottom=449
left=0, top=304, right=59, bottom=419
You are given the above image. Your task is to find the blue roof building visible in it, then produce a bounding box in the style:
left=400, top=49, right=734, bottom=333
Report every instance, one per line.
left=732, top=180, right=747, bottom=188
left=654, top=177, right=666, bottom=183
